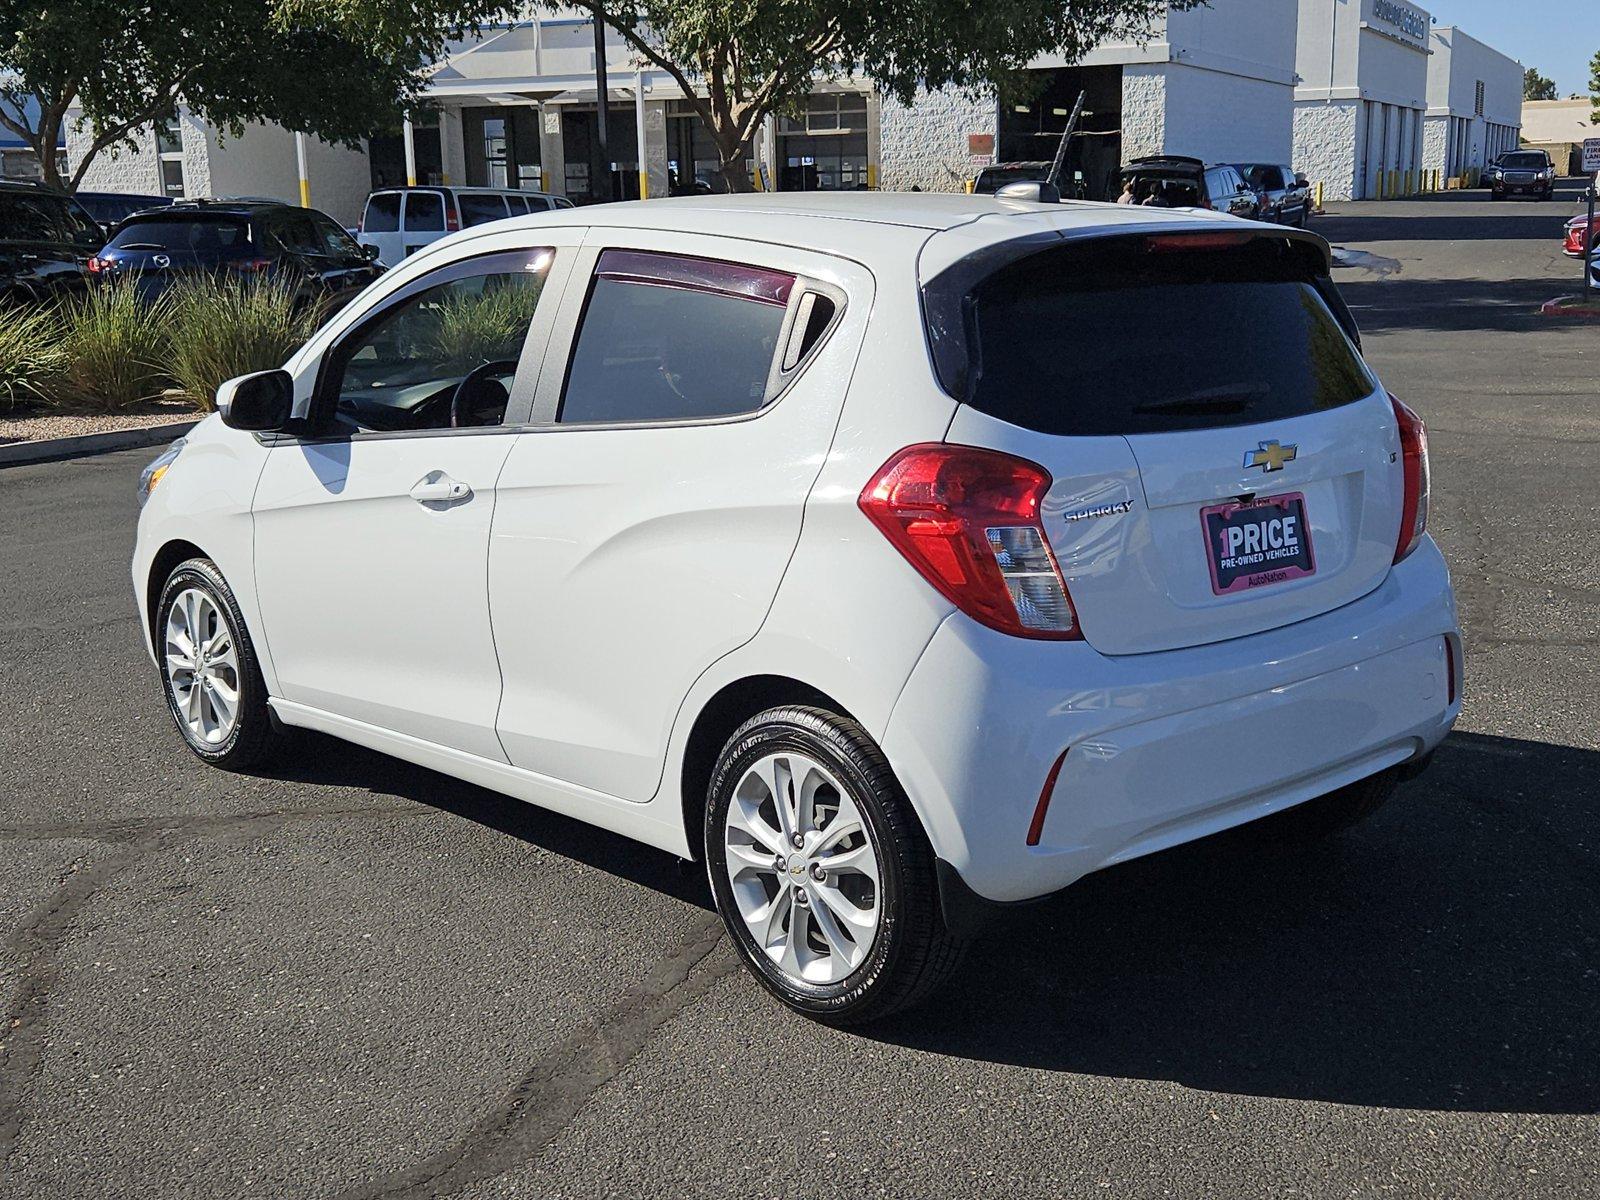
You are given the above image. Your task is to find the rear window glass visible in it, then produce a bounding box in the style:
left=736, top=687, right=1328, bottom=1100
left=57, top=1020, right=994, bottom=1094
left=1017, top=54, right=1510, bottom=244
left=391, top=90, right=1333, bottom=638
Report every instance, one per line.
left=404, top=192, right=445, bottom=232
left=364, top=192, right=400, bottom=233
left=944, top=236, right=1373, bottom=436
left=559, top=249, right=794, bottom=425
left=460, top=194, right=509, bottom=226
left=0, top=193, right=74, bottom=242
left=108, top=218, right=251, bottom=252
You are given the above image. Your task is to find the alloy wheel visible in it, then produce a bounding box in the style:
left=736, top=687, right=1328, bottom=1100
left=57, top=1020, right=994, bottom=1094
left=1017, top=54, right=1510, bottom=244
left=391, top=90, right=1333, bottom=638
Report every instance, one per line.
left=722, top=751, right=882, bottom=985
left=164, top=587, right=241, bottom=746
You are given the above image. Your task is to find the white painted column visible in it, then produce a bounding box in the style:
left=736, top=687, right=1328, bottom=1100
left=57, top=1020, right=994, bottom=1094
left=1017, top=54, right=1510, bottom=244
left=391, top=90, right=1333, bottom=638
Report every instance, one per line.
left=402, top=118, right=418, bottom=186
left=437, top=111, right=452, bottom=186
left=634, top=71, right=649, bottom=198
left=294, top=131, right=311, bottom=207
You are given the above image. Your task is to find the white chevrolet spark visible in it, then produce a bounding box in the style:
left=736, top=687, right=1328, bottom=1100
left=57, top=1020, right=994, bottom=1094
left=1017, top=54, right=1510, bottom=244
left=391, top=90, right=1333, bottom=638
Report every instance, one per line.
left=134, top=193, right=1461, bottom=1023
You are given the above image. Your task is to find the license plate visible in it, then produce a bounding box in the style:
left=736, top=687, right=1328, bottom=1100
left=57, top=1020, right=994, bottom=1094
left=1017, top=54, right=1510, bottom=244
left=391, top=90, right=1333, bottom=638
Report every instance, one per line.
left=1200, top=492, right=1316, bottom=595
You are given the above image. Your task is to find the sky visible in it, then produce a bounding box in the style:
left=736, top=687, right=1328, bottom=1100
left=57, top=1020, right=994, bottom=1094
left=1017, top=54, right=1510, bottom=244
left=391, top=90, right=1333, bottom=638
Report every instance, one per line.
left=1428, top=0, right=1593, bottom=97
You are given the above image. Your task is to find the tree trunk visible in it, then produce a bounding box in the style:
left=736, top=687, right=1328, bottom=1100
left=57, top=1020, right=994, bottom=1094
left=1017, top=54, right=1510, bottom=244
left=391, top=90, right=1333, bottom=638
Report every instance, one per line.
left=714, top=127, right=754, bottom=193
left=34, top=108, right=68, bottom=192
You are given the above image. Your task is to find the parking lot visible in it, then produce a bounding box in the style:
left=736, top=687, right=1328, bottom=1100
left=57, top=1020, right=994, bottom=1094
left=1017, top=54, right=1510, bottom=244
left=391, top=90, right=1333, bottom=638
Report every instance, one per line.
left=2, top=182, right=1597, bottom=1198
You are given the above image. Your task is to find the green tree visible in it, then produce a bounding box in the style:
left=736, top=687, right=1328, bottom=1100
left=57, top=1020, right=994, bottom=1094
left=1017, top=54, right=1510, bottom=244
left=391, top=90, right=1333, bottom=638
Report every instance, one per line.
left=0, top=0, right=440, bottom=192
left=1591, top=48, right=1600, bottom=123
left=289, top=0, right=1193, bottom=192
left=1523, top=67, right=1557, bottom=102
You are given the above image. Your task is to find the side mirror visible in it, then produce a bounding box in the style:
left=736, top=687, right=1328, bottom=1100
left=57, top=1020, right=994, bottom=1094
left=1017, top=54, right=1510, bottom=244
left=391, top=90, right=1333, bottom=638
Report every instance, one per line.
left=996, top=180, right=1062, bottom=204
left=1295, top=175, right=1309, bottom=188
left=362, top=243, right=381, bottom=262
left=217, top=369, right=294, bottom=431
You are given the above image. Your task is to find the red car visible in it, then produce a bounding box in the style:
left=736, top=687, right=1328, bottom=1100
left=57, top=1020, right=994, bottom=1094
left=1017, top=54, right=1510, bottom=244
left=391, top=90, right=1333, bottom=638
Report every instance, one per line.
left=1564, top=215, right=1594, bottom=258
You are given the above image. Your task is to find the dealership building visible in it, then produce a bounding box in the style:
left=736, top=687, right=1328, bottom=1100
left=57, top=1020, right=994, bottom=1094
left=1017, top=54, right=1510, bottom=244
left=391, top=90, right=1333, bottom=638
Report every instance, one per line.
left=64, top=1, right=1523, bottom=220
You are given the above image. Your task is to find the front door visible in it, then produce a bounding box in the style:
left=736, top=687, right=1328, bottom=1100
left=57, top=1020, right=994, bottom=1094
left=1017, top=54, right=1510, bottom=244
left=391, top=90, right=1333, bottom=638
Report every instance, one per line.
left=252, top=243, right=570, bottom=760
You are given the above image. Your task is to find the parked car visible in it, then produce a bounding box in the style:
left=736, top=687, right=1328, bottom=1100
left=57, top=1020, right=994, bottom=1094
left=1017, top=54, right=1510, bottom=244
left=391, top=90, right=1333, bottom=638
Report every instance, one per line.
left=1233, top=163, right=1313, bottom=226
left=1562, top=214, right=1594, bottom=258
left=1487, top=150, right=1555, bottom=200
left=971, top=162, right=1053, bottom=195
left=75, top=190, right=173, bottom=231
left=357, top=186, right=574, bottom=266
left=0, top=180, right=104, bottom=305
left=133, top=193, right=1460, bottom=1024
left=90, top=199, right=383, bottom=308
left=1118, top=156, right=1260, bottom=217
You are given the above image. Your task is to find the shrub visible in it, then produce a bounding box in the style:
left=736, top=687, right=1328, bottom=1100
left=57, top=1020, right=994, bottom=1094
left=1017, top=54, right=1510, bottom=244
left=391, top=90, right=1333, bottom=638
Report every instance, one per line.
left=49, top=282, right=172, bottom=410
left=0, top=305, right=66, bottom=409
left=418, top=279, right=544, bottom=373
left=165, top=275, right=323, bottom=411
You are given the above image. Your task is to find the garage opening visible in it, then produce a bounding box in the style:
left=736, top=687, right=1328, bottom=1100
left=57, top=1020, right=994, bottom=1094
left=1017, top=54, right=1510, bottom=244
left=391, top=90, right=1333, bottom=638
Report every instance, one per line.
left=997, top=65, right=1123, bottom=201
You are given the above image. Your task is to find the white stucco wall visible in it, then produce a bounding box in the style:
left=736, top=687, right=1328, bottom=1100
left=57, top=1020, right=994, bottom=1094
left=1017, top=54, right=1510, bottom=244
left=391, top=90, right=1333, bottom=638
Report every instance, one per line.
left=1162, top=63, right=1295, bottom=163
left=67, top=124, right=164, bottom=195
left=1293, top=99, right=1359, bottom=200
left=1421, top=114, right=1449, bottom=175
left=1120, top=67, right=1166, bottom=160
left=878, top=87, right=995, bottom=192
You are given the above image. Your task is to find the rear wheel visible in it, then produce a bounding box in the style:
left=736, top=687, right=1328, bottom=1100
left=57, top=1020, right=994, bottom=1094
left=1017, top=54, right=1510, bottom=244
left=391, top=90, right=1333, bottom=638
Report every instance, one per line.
left=1251, top=768, right=1400, bottom=845
left=705, top=706, right=963, bottom=1025
left=155, top=558, right=280, bottom=770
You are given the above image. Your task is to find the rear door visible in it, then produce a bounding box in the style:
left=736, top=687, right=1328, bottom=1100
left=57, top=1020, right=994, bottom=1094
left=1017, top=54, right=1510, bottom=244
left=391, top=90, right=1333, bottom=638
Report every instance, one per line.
left=359, top=192, right=404, bottom=266
left=926, top=228, right=1404, bottom=656
left=400, top=190, right=448, bottom=258
left=488, top=233, right=872, bottom=801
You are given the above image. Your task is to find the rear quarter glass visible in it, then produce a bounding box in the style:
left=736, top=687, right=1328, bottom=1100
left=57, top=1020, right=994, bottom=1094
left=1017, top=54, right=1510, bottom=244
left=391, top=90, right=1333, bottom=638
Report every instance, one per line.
left=931, top=235, right=1373, bottom=437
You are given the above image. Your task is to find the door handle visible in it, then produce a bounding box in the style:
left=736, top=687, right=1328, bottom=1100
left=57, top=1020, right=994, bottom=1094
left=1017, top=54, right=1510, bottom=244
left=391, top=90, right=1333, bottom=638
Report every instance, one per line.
left=410, top=472, right=472, bottom=505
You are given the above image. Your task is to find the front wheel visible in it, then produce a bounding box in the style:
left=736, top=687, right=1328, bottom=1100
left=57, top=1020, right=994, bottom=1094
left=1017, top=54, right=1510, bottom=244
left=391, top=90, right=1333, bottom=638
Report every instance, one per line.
left=705, top=706, right=963, bottom=1025
left=155, top=557, right=280, bottom=770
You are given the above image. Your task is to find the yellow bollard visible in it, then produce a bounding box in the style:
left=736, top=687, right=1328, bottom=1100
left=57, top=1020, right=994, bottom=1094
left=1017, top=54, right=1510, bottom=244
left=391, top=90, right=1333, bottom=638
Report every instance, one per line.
left=1405, top=169, right=1414, bottom=194
left=1314, top=181, right=1324, bottom=210
left=637, top=169, right=649, bottom=200
left=866, top=163, right=878, bottom=190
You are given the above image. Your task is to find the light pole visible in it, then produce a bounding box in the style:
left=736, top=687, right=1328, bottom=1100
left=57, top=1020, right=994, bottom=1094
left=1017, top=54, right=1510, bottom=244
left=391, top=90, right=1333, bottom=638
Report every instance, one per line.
left=593, top=14, right=611, bottom=201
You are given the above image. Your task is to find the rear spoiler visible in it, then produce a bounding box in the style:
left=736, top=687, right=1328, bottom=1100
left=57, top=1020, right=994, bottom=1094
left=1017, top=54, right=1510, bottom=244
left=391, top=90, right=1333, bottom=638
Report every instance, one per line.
left=920, top=223, right=1346, bottom=403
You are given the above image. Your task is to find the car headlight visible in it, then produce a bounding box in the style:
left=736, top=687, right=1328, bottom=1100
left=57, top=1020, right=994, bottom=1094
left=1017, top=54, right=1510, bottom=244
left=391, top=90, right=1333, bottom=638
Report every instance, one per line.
left=138, top=437, right=186, bottom=507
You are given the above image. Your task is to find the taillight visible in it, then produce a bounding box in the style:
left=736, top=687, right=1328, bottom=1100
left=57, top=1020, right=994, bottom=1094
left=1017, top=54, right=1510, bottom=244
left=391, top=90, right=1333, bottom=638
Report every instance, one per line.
left=1391, top=394, right=1430, bottom=563
left=859, top=444, right=1082, bottom=640
left=445, top=205, right=460, bottom=232
left=86, top=255, right=103, bottom=274
left=236, top=258, right=275, bottom=273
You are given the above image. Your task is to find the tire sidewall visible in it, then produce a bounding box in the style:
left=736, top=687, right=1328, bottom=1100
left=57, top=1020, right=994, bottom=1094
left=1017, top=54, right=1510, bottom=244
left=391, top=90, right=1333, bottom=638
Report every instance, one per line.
left=155, top=560, right=256, bottom=764
left=705, top=715, right=909, bottom=1020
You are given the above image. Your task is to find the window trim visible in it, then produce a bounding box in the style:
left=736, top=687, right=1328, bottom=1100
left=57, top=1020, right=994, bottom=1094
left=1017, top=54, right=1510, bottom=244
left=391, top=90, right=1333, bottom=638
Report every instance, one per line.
left=301, top=246, right=568, bottom=439
left=535, top=245, right=845, bottom=430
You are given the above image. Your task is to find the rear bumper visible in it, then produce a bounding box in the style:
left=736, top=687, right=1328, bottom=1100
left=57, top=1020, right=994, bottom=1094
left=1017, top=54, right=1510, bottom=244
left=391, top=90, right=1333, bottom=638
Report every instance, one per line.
left=881, top=537, right=1461, bottom=903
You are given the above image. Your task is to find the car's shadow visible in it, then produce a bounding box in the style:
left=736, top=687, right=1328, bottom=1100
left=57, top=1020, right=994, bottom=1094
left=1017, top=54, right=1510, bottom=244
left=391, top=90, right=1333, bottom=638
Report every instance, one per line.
left=869, top=731, right=1600, bottom=1115
left=263, top=728, right=1599, bottom=1115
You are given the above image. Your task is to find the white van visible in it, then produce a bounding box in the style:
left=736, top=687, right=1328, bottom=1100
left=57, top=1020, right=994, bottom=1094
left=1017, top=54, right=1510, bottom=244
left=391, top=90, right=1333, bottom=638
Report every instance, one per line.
left=356, top=186, right=573, bottom=266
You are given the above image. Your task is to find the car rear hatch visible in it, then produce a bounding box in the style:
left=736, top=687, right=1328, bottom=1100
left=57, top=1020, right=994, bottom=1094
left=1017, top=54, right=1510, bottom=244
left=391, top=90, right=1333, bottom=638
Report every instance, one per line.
left=98, top=213, right=257, bottom=290
left=920, top=223, right=1404, bottom=656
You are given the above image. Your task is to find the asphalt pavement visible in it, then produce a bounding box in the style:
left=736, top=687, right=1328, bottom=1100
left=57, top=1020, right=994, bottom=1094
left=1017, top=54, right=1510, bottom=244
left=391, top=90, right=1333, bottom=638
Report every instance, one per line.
left=1, top=181, right=1597, bottom=1199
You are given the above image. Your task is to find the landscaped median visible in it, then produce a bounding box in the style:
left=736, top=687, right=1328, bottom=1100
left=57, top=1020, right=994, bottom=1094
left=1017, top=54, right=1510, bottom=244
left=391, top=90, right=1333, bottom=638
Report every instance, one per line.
left=1, top=276, right=322, bottom=466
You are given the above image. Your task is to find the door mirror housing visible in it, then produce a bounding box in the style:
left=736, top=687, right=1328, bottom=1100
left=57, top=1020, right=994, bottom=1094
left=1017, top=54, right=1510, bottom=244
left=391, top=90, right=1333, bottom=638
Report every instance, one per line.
left=996, top=180, right=1061, bottom=204
left=217, top=369, right=295, bottom=431
left=1295, top=174, right=1309, bottom=188
left=362, top=242, right=381, bottom=262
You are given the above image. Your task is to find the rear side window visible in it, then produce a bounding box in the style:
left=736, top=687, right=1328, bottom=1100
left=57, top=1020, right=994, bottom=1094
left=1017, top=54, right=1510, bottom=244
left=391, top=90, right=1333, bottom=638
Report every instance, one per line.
left=364, top=193, right=400, bottom=233
left=108, top=217, right=250, bottom=252
left=505, top=195, right=531, bottom=215
left=404, top=192, right=444, bottom=232
left=460, top=194, right=509, bottom=226
left=930, top=234, right=1373, bottom=436
left=559, top=249, right=794, bottom=425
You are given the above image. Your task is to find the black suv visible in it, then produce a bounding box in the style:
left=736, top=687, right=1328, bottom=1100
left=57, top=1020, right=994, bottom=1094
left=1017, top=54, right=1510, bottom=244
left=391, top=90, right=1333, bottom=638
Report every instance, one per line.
left=92, top=199, right=382, bottom=308
left=0, top=181, right=104, bottom=305
left=1117, top=157, right=1260, bottom=217
left=1231, top=163, right=1313, bottom=226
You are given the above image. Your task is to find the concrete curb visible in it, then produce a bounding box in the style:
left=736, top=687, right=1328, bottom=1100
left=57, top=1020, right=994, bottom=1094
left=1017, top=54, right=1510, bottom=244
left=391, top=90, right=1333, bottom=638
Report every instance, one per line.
left=0, top=420, right=199, bottom=470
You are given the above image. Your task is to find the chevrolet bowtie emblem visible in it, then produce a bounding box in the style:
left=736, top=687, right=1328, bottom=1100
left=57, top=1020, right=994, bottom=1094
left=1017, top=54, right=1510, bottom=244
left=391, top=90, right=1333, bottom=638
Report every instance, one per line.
left=1244, top=440, right=1298, bottom=472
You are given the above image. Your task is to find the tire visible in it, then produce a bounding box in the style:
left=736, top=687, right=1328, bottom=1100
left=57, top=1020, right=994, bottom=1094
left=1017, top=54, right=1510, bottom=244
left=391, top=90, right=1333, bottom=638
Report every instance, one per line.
left=704, top=706, right=963, bottom=1025
left=155, top=557, right=280, bottom=770
left=1250, top=768, right=1401, bottom=846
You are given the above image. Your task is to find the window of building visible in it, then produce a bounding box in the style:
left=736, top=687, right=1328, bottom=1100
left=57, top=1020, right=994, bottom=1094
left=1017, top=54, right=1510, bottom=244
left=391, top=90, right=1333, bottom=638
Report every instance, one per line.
left=156, top=117, right=186, bottom=199
left=482, top=117, right=509, bottom=187
left=559, top=249, right=795, bottom=425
